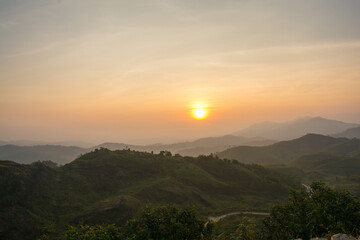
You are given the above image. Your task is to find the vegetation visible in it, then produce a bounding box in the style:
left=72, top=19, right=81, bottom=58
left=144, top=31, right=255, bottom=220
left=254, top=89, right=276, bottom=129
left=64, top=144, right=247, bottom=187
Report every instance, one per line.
left=260, top=182, right=360, bottom=239
left=64, top=182, right=360, bottom=240
left=288, top=152, right=360, bottom=197
left=0, top=148, right=297, bottom=239
left=218, top=134, right=360, bottom=164
left=2, top=141, right=360, bottom=240
left=0, top=135, right=276, bottom=164
left=66, top=205, right=214, bottom=240
left=215, top=215, right=264, bottom=240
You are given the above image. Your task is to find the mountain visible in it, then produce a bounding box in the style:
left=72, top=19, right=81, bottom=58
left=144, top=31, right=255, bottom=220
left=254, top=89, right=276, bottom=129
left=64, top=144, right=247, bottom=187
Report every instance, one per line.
left=333, top=126, right=360, bottom=139
left=177, top=138, right=276, bottom=157
left=0, top=149, right=298, bottom=239
left=0, top=135, right=274, bottom=165
left=217, top=134, right=360, bottom=164
left=234, top=117, right=360, bottom=140
left=96, top=135, right=276, bottom=157
left=165, top=135, right=276, bottom=157
left=0, top=145, right=87, bottom=165
left=0, top=140, right=93, bottom=147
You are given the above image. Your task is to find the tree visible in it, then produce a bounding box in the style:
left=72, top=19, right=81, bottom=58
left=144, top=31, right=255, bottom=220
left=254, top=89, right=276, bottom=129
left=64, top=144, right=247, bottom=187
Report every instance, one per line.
left=259, top=182, right=360, bottom=240
left=66, top=224, right=122, bottom=240
left=66, top=205, right=215, bottom=240
left=234, top=217, right=256, bottom=240
left=124, top=205, right=214, bottom=240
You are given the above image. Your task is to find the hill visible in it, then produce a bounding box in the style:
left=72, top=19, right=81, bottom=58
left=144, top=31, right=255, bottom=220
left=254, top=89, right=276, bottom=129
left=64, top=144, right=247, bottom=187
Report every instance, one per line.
left=234, top=117, right=359, bottom=140
left=0, top=149, right=299, bottom=240
left=96, top=135, right=276, bottom=157
left=0, top=140, right=93, bottom=147
left=0, top=135, right=275, bottom=165
left=170, top=136, right=276, bottom=157
left=289, top=152, right=360, bottom=197
left=0, top=144, right=87, bottom=165
left=217, top=134, right=360, bottom=164
left=291, top=152, right=360, bottom=175
left=333, top=126, right=360, bottom=139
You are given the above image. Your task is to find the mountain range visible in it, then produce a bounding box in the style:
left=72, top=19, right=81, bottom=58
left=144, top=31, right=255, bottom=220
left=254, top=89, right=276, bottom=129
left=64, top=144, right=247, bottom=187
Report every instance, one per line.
left=0, top=135, right=275, bottom=165
left=1, top=116, right=360, bottom=239
left=333, top=126, right=360, bottom=139
left=234, top=116, right=359, bottom=140
left=217, top=134, right=360, bottom=164
left=1, top=116, right=359, bottom=166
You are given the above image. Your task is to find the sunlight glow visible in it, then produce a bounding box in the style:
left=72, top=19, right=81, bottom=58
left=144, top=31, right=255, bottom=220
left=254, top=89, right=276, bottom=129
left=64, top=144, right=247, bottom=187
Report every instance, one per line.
left=192, top=104, right=208, bottom=120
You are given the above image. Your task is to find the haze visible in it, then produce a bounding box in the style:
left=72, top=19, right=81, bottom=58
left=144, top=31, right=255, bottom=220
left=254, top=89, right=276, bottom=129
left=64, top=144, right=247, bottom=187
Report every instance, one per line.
left=1, top=0, right=360, bottom=144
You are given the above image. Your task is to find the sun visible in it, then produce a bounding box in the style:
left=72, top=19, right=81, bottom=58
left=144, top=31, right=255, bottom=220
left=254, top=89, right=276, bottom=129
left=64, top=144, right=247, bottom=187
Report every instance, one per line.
left=192, top=105, right=208, bottom=120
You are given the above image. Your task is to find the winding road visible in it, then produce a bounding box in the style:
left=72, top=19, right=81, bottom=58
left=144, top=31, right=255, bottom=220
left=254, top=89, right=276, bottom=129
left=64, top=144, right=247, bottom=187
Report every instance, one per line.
left=209, top=184, right=311, bottom=222
left=208, top=211, right=269, bottom=222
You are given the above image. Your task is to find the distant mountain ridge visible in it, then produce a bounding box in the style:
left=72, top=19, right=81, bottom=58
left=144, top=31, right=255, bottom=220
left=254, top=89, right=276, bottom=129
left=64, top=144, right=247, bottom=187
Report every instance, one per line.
left=0, top=140, right=92, bottom=148
left=333, top=126, right=360, bottom=139
left=0, top=135, right=275, bottom=165
left=96, top=135, right=276, bottom=157
left=218, top=134, right=360, bottom=164
left=2, top=116, right=358, bottom=165
left=0, top=145, right=86, bottom=165
left=234, top=117, right=360, bottom=140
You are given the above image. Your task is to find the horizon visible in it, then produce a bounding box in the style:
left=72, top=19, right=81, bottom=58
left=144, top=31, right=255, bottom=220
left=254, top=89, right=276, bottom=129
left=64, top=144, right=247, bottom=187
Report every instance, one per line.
left=1, top=115, right=359, bottom=146
left=1, top=0, right=360, bottom=144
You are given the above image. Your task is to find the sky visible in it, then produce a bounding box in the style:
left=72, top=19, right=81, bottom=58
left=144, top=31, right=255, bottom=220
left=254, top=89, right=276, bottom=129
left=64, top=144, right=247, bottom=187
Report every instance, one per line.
left=1, top=0, right=360, bottom=144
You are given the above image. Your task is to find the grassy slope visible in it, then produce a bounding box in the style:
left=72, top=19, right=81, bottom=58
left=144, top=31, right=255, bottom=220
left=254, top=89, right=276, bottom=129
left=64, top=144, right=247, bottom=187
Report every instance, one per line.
left=0, top=149, right=299, bottom=240
left=288, top=152, right=360, bottom=196
left=218, top=134, right=360, bottom=164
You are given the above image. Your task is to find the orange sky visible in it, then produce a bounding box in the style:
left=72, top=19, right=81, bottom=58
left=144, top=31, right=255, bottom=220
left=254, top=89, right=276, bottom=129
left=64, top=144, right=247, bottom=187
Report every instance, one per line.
left=1, top=0, right=360, bottom=144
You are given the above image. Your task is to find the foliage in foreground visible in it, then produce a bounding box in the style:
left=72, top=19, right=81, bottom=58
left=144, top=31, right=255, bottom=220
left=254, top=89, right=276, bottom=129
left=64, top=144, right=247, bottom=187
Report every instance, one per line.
left=260, top=182, right=360, bottom=240
left=65, top=182, right=360, bottom=240
left=66, top=205, right=214, bottom=240
left=0, top=149, right=297, bottom=240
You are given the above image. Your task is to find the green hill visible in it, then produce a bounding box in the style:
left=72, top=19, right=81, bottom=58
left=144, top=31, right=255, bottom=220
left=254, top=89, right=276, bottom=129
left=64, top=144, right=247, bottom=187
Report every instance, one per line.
left=0, top=149, right=299, bottom=240
left=289, top=152, right=360, bottom=196
left=291, top=152, right=360, bottom=175
left=217, top=134, right=360, bottom=164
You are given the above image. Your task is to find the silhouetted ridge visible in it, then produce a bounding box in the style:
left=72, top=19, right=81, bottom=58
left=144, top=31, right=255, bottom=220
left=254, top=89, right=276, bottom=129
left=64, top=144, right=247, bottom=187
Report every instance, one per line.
left=334, top=126, right=360, bottom=139
left=234, top=117, right=359, bottom=140
left=0, top=135, right=276, bottom=165
left=217, top=134, right=360, bottom=164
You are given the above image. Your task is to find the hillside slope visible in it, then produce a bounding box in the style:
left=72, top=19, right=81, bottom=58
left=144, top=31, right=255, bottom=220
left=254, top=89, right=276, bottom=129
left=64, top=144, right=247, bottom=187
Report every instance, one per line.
left=334, top=126, right=360, bottom=139
left=291, top=152, right=360, bottom=175
left=0, top=149, right=298, bottom=240
left=96, top=135, right=276, bottom=157
left=289, top=152, right=360, bottom=197
left=0, top=135, right=276, bottom=164
left=217, top=134, right=360, bottom=164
